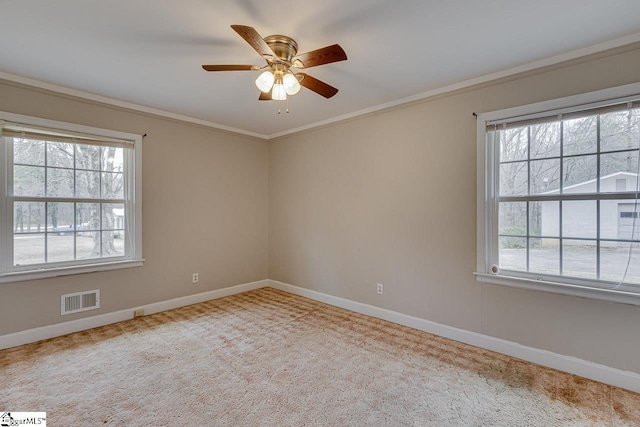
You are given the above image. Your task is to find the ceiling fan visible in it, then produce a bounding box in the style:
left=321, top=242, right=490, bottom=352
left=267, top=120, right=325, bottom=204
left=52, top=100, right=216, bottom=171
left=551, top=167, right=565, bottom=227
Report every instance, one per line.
left=202, top=25, right=347, bottom=101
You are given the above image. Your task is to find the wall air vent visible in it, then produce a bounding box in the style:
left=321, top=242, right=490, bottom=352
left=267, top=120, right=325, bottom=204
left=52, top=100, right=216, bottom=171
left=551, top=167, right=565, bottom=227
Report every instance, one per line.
left=61, top=289, right=100, bottom=315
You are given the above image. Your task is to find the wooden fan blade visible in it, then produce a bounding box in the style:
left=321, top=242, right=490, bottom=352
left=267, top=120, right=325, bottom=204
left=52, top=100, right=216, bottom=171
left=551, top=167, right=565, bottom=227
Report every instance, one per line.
left=297, top=73, right=339, bottom=98
left=293, top=44, right=347, bottom=69
left=231, top=25, right=276, bottom=60
left=259, top=89, right=272, bottom=101
left=202, top=64, right=255, bottom=71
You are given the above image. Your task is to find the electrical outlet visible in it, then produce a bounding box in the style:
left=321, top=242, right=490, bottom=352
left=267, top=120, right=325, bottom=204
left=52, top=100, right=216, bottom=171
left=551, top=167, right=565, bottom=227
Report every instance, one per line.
left=377, top=283, right=384, bottom=294
left=134, top=308, right=144, bottom=317
left=192, top=273, right=199, bottom=283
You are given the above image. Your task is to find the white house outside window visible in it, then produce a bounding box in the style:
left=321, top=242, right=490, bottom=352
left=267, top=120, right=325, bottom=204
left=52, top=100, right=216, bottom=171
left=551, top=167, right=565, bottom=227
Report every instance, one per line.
left=477, top=84, right=640, bottom=304
left=0, top=112, right=143, bottom=283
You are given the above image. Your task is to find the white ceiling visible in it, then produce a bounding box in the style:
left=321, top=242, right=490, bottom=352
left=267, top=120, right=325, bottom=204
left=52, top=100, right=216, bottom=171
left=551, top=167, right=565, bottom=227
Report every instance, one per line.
left=2, top=0, right=640, bottom=138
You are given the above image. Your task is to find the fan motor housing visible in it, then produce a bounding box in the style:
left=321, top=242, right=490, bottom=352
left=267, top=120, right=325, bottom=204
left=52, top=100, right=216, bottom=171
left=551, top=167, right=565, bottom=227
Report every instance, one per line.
left=264, top=35, right=298, bottom=62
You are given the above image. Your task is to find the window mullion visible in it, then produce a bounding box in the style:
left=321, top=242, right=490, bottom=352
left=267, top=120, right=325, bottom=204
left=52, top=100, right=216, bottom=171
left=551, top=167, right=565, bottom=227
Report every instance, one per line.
left=123, top=145, right=131, bottom=258
left=596, top=200, right=601, bottom=280
left=597, top=115, right=601, bottom=193
left=559, top=118, right=564, bottom=276
left=526, top=126, right=531, bottom=272
left=559, top=200, right=563, bottom=276
left=73, top=147, right=77, bottom=262
left=596, top=114, right=602, bottom=279
left=491, top=131, right=500, bottom=270
left=10, top=196, right=125, bottom=204
left=99, top=201, right=103, bottom=258
left=73, top=201, right=77, bottom=261
left=0, top=138, right=12, bottom=272
left=99, top=147, right=103, bottom=259
left=499, top=192, right=640, bottom=202
left=44, top=142, right=48, bottom=264
left=559, top=119, right=564, bottom=195
left=526, top=200, right=530, bottom=272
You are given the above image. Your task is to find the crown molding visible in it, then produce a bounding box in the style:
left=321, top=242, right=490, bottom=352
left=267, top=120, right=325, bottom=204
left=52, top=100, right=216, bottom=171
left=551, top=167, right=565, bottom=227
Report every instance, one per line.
left=2, top=31, right=640, bottom=141
left=269, top=32, right=640, bottom=139
left=0, top=70, right=269, bottom=140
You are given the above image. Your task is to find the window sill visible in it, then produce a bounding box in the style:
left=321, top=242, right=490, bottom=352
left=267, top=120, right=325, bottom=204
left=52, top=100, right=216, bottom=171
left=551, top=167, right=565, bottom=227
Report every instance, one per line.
left=474, top=272, right=640, bottom=306
left=0, top=259, right=144, bottom=284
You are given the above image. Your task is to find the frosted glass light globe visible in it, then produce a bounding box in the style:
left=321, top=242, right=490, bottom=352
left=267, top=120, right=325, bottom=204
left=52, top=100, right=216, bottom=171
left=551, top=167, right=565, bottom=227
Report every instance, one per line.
left=272, top=83, right=287, bottom=100
left=255, top=71, right=275, bottom=93
left=283, top=73, right=301, bottom=95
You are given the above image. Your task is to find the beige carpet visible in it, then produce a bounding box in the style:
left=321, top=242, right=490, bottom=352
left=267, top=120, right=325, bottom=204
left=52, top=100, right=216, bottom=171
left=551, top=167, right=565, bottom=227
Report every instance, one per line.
left=1, top=287, right=639, bottom=426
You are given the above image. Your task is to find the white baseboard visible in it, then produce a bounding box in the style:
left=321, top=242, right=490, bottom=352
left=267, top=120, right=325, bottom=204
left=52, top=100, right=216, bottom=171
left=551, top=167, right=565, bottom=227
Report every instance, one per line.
left=268, top=279, right=640, bottom=394
left=4, top=277, right=639, bottom=394
left=0, top=279, right=268, bottom=350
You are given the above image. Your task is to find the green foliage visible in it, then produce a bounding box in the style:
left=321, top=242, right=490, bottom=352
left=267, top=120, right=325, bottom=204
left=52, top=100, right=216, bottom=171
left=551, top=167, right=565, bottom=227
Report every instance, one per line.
left=501, top=226, right=527, bottom=249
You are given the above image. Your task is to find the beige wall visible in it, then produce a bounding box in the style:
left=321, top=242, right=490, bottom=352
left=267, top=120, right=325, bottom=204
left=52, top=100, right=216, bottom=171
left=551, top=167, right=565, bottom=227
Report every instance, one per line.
left=0, top=81, right=269, bottom=335
left=268, top=46, right=640, bottom=373
left=3, top=45, right=640, bottom=375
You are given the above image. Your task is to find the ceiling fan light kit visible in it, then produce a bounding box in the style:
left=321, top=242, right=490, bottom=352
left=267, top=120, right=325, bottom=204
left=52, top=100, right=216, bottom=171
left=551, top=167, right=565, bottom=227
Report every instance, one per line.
left=255, top=63, right=300, bottom=100
left=202, top=25, right=347, bottom=102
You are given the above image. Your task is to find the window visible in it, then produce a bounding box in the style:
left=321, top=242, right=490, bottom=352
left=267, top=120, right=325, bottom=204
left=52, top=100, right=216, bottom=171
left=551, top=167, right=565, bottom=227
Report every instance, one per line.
left=477, top=83, right=640, bottom=304
left=0, top=111, right=142, bottom=282
left=621, top=212, right=639, bottom=219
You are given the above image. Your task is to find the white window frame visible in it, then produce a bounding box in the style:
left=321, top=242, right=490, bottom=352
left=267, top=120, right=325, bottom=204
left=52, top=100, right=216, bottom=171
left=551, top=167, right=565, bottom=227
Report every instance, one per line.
left=0, top=111, right=143, bottom=283
left=476, top=82, right=640, bottom=305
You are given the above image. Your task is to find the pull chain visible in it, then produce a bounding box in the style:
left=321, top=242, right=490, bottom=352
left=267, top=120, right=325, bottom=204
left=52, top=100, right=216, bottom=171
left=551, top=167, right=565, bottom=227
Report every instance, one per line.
left=276, top=98, right=291, bottom=114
